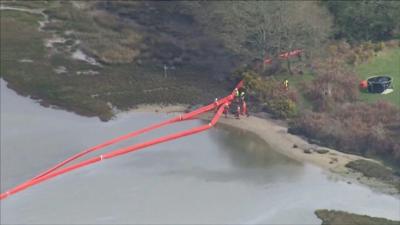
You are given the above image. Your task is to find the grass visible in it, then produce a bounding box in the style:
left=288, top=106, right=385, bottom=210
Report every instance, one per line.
left=1, top=2, right=231, bottom=121
left=1, top=10, right=114, bottom=120
left=356, top=48, right=400, bottom=107
left=280, top=71, right=314, bottom=110
left=315, top=210, right=399, bottom=225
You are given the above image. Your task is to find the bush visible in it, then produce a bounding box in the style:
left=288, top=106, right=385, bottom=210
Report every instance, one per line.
left=234, top=70, right=299, bottom=118
left=373, top=42, right=385, bottom=52
left=362, top=41, right=374, bottom=51
left=304, top=60, right=359, bottom=112
left=290, top=101, right=400, bottom=163
left=346, top=52, right=359, bottom=65
left=327, top=40, right=391, bottom=66
left=385, top=39, right=400, bottom=48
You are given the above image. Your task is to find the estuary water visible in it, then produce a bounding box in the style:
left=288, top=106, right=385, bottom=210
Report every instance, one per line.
left=1, top=79, right=399, bottom=224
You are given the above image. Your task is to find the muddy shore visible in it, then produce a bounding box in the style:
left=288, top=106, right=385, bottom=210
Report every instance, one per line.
left=129, top=104, right=400, bottom=196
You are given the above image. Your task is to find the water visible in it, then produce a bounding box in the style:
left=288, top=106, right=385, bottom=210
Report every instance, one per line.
left=1, top=79, right=399, bottom=224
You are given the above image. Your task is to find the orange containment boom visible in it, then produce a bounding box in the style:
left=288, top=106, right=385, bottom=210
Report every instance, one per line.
left=0, top=80, right=244, bottom=200
left=264, top=49, right=303, bottom=64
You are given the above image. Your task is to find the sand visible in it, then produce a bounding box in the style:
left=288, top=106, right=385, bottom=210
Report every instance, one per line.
left=215, top=115, right=361, bottom=172
left=129, top=104, right=399, bottom=195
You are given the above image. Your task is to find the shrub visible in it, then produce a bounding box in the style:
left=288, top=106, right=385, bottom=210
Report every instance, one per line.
left=362, top=41, right=374, bottom=51
left=326, top=40, right=390, bottom=66
left=385, top=40, right=400, bottom=48
left=373, top=42, right=385, bottom=52
left=336, top=40, right=351, bottom=55
left=304, top=60, right=359, bottom=112
left=290, top=101, right=400, bottom=163
left=346, top=52, right=359, bottom=65
left=235, top=70, right=299, bottom=118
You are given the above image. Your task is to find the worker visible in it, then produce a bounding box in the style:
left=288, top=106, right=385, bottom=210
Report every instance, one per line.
left=241, top=100, right=249, bottom=117
left=283, top=79, right=289, bottom=90
left=239, top=89, right=246, bottom=102
left=223, top=103, right=230, bottom=118
left=235, top=104, right=241, bottom=119
left=238, top=89, right=250, bottom=117
left=214, top=98, right=219, bottom=112
left=233, top=88, right=240, bottom=102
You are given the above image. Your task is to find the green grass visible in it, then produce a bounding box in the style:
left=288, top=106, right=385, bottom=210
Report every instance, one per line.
left=1, top=5, right=230, bottom=121
left=279, top=70, right=315, bottom=111
left=356, top=48, right=400, bottom=107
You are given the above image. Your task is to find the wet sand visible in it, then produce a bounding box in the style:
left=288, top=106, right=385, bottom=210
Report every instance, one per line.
left=131, top=104, right=399, bottom=195
left=213, top=115, right=400, bottom=195
left=131, top=104, right=364, bottom=172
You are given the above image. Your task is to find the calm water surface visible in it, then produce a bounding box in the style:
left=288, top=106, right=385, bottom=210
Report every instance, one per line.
left=1, top=79, right=399, bottom=224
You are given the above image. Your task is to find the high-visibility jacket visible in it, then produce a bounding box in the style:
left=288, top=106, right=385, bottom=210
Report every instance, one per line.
left=234, top=89, right=239, bottom=97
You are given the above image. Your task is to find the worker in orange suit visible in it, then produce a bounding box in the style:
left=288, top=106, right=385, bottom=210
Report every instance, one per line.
left=239, top=89, right=249, bottom=117
left=241, top=100, right=249, bottom=117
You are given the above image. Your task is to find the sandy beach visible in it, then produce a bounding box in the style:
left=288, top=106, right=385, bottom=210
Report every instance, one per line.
left=216, top=115, right=361, bottom=172
left=131, top=104, right=363, bottom=171
left=129, top=104, right=399, bottom=195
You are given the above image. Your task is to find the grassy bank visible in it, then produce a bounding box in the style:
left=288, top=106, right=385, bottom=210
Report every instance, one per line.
left=285, top=43, right=400, bottom=175
left=1, top=2, right=232, bottom=121
left=315, top=210, right=400, bottom=225
left=356, top=48, right=400, bottom=106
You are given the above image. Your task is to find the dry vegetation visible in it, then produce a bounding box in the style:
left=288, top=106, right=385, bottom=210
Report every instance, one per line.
left=287, top=41, right=400, bottom=166
left=303, top=58, right=359, bottom=112
left=289, top=101, right=400, bottom=163
left=233, top=70, right=299, bottom=119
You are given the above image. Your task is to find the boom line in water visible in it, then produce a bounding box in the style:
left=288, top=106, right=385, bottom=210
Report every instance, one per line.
left=0, top=80, right=243, bottom=200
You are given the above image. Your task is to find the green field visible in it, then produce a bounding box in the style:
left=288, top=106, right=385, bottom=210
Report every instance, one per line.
left=356, top=48, right=400, bottom=106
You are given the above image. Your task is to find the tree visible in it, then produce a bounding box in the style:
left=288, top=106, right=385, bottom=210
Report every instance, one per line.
left=185, top=1, right=332, bottom=73
left=323, top=1, right=400, bottom=42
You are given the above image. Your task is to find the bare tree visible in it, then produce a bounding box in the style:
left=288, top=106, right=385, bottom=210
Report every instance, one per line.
left=185, top=1, right=332, bottom=73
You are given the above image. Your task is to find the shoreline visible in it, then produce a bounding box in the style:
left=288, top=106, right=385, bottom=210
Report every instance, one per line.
left=214, top=115, right=399, bottom=195
left=127, top=104, right=190, bottom=114
left=128, top=104, right=399, bottom=196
